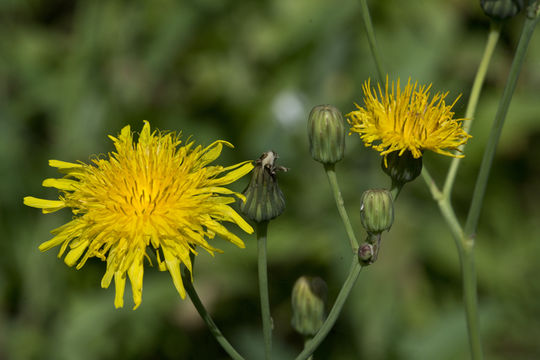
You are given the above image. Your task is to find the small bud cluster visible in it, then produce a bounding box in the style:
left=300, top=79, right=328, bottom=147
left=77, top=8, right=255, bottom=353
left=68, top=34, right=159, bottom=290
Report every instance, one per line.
left=306, top=105, right=419, bottom=266
left=358, top=189, right=394, bottom=264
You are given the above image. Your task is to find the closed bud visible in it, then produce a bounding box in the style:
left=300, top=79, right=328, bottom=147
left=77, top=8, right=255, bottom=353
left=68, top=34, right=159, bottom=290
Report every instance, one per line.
left=291, top=276, right=328, bottom=336
left=308, top=105, right=346, bottom=164
left=382, top=151, right=422, bottom=190
left=240, top=151, right=287, bottom=223
left=358, top=242, right=375, bottom=265
left=481, top=0, right=524, bottom=20
left=360, top=189, right=394, bottom=235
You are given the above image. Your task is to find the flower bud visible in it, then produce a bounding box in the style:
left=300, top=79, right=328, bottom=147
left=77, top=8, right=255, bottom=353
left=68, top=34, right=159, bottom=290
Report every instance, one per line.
left=358, top=242, right=375, bottom=265
left=307, top=105, right=346, bottom=164
left=291, top=276, right=328, bottom=336
left=240, top=151, right=287, bottom=223
left=360, top=189, right=394, bottom=235
left=481, top=0, right=524, bottom=20
left=382, top=151, right=422, bottom=190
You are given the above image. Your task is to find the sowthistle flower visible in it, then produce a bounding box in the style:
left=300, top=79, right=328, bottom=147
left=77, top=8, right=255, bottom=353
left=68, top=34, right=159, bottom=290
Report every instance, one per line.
left=347, top=78, right=471, bottom=163
left=24, top=121, right=253, bottom=309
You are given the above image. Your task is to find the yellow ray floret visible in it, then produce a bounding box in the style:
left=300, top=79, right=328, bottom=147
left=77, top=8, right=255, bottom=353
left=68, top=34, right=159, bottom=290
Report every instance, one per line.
left=23, top=121, right=254, bottom=309
left=347, top=77, right=471, bottom=161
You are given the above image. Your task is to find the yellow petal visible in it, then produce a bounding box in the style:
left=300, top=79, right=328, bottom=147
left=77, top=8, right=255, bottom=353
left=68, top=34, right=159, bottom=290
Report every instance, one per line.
left=138, top=120, right=152, bottom=146
left=101, top=267, right=114, bottom=289
left=199, top=140, right=233, bottom=167
left=42, top=178, right=78, bottom=191
left=114, top=272, right=126, bottom=308
left=38, top=232, right=70, bottom=252
left=204, top=220, right=246, bottom=248
left=155, top=249, right=167, bottom=271
left=64, top=239, right=90, bottom=267
left=191, top=187, right=236, bottom=199
left=162, top=247, right=186, bottom=299
left=23, top=197, right=65, bottom=213
left=48, top=160, right=82, bottom=169
left=116, top=124, right=132, bottom=146
left=212, top=162, right=254, bottom=186
left=128, top=256, right=144, bottom=310
left=212, top=204, right=254, bottom=234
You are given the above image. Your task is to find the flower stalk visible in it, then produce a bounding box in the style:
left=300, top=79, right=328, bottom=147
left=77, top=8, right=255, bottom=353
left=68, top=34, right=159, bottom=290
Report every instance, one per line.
left=443, top=21, right=501, bottom=197
left=182, top=257, right=245, bottom=360
left=358, top=0, right=385, bottom=84
left=465, top=6, right=539, bottom=237
left=257, top=221, right=273, bottom=360
left=240, top=151, right=288, bottom=360
left=324, top=164, right=359, bottom=251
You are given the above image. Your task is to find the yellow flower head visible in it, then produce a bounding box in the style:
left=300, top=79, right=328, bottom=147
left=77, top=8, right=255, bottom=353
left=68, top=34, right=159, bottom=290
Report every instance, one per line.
left=347, top=78, right=471, bottom=161
left=24, top=121, right=254, bottom=309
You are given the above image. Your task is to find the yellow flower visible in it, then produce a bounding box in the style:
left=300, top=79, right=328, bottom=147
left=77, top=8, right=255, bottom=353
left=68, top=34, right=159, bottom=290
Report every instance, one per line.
left=24, top=121, right=254, bottom=309
left=347, top=78, right=470, bottom=161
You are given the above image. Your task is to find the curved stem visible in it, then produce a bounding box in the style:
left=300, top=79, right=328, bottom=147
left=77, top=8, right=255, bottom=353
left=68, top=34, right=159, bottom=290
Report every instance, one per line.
left=257, top=221, right=272, bottom=359
left=460, top=240, right=482, bottom=360
left=465, top=11, right=540, bottom=237
left=422, top=168, right=483, bottom=359
left=183, top=268, right=245, bottom=360
left=303, top=338, right=314, bottom=360
left=324, top=164, right=359, bottom=251
left=444, top=21, right=501, bottom=197
left=421, top=167, right=442, bottom=199
left=422, top=168, right=465, bottom=245
left=295, top=258, right=362, bottom=360
left=358, top=0, right=386, bottom=83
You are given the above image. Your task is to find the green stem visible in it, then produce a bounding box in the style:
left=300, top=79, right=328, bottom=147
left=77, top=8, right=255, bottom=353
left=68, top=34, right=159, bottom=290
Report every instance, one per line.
left=295, top=258, right=362, bottom=360
left=183, top=266, right=245, bottom=360
left=460, top=240, right=482, bottom=360
left=390, top=182, right=402, bottom=201
left=324, top=163, right=359, bottom=251
left=257, top=221, right=272, bottom=360
left=465, top=11, right=540, bottom=237
left=443, top=21, right=501, bottom=197
left=303, top=338, right=314, bottom=360
left=422, top=169, right=464, bottom=244
left=422, top=169, right=482, bottom=359
left=358, top=0, right=386, bottom=83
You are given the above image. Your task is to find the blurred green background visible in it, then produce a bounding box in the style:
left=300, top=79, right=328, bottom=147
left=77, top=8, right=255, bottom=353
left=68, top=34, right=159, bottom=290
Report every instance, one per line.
left=1, top=0, right=540, bottom=359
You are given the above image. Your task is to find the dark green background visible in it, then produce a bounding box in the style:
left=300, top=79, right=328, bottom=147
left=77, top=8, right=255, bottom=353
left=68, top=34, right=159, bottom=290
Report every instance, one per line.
left=1, top=0, right=539, bottom=359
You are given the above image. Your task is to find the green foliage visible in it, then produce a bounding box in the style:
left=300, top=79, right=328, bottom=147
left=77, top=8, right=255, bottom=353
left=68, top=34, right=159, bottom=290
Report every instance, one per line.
left=1, top=0, right=540, bottom=359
